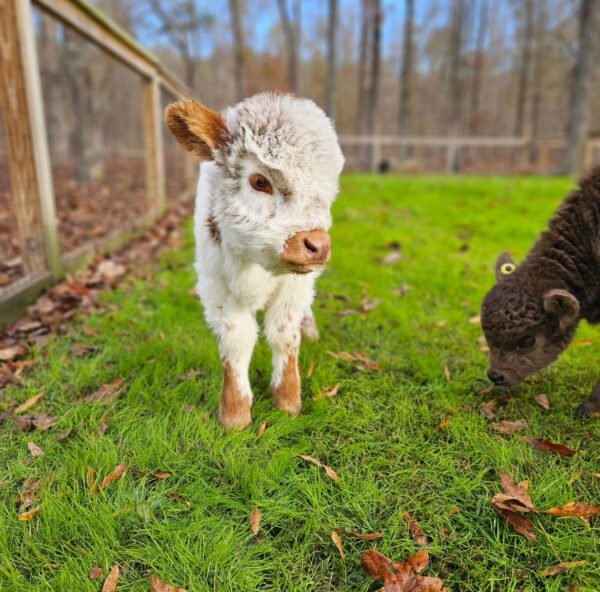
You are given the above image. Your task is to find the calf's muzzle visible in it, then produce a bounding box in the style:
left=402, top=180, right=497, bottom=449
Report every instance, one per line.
left=281, top=229, right=331, bottom=273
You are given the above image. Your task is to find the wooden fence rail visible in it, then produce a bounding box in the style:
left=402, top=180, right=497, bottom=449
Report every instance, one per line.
left=0, top=0, right=194, bottom=324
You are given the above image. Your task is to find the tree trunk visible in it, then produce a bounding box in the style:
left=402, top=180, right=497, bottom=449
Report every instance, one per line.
left=364, top=0, right=382, bottom=169
left=560, top=0, right=599, bottom=176
left=468, top=0, right=488, bottom=134
left=447, top=0, right=465, bottom=171
left=357, top=0, right=370, bottom=133
left=529, top=0, right=547, bottom=168
left=229, top=0, right=246, bottom=101
left=325, top=0, right=338, bottom=119
left=398, top=0, right=414, bottom=136
left=514, top=0, right=534, bottom=137
left=277, top=0, right=298, bottom=93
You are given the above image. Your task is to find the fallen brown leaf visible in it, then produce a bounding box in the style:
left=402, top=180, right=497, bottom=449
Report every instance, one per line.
left=306, top=359, right=315, bottom=378
left=250, top=506, right=261, bottom=535
left=480, top=398, right=498, bottom=420
left=86, top=468, right=98, bottom=493
left=361, top=296, right=382, bottom=312
left=298, top=455, right=339, bottom=482
left=346, top=530, right=384, bottom=540
left=353, top=350, right=382, bottom=371
left=540, top=561, right=587, bottom=577
left=362, top=549, right=446, bottom=591
left=493, top=506, right=537, bottom=542
left=150, top=574, right=188, bottom=592
left=403, top=512, right=427, bottom=546
left=18, top=506, right=40, bottom=521
left=535, top=394, right=550, bottom=410
left=544, top=502, right=600, bottom=518
left=102, top=564, right=119, bottom=592
left=151, top=472, right=172, bottom=480
left=490, top=420, right=528, bottom=434
left=313, top=383, right=340, bottom=401
left=524, top=437, right=577, bottom=458
left=491, top=471, right=537, bottom=542
left=86, top=379, right=125, bottom=404
left=257, top=421, right=268, bottom=437
left=469, top=315, right=481, bottom=325
left=0, top=345, right=27, bottom=362
left=27, top=442, right=43, bottom=457
left=99, top=463, right=128, bottom=491
left=168, top=492, right=191, bottom=507
left=382, top=251, right=402, bottom=265
left=331, top=531, right=345, bottom=559
left=444, top=365, right=452, bottom=381
left=89, top=565, right=104, bottom=580
left=15, top=393, right=44, bottom=414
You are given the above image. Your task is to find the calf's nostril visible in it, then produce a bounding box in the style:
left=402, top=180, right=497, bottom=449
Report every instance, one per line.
left=304, top=238, right=319, bottom=254
left=487, top=369, right=505, bottom=385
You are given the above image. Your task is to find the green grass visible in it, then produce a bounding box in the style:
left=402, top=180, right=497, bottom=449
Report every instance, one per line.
left=1, top=175, right=599, bottom=591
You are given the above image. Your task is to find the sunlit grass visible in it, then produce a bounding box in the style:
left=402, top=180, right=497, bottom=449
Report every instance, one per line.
left=1, top=175, right=598, bottom=591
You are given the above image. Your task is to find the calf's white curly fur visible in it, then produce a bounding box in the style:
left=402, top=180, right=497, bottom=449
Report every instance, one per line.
left=165, top=93, right=344, bottom=429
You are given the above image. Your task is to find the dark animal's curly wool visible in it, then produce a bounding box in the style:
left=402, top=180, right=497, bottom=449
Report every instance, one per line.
left=481, top=167, right=600, bottom=416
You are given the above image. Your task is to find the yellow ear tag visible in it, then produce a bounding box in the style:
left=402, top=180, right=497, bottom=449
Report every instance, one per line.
left=500, top=262, right=516, bottom=276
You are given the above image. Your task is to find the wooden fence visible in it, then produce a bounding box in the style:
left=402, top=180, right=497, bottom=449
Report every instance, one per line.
left=0, top=0, right=195, bottom=323
left=340, top=135, right=600, bottom=175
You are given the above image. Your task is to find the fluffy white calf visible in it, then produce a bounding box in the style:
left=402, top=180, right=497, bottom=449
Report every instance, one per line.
left=165, top=93, right=344, bottom=429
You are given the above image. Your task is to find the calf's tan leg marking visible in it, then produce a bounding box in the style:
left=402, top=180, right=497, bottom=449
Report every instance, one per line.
left=219, top=362, right=252, bottom=430
left=271, top=353, right=302, bottom=415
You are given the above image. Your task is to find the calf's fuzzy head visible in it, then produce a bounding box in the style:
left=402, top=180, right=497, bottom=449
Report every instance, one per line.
left=165, top=93, right=344, bottom=274
left=480, top=252, right=581, bottom=386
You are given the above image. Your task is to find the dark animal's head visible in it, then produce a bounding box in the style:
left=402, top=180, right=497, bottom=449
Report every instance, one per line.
left=480, top=252, right=580, bottom=386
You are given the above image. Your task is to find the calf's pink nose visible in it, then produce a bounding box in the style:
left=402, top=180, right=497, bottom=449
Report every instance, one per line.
left=303, top=231, right=331, bottom=264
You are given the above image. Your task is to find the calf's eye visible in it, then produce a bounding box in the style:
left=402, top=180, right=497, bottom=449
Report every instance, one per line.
left=249, top=173, right=273, bottom=195
left=516, top=335, right=536, bottom=349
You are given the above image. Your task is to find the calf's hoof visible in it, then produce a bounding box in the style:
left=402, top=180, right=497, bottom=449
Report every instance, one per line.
left=219, top=397, right=252, bottom=431
left=273, top=393, right=302, bottom=416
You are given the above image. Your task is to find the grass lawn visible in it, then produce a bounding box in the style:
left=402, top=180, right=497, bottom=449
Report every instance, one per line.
left=1, top=175, right=599, bottom=591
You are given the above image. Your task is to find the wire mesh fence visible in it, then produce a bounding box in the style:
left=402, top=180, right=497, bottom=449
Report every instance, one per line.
left=0, top=0, right=193, bottom=320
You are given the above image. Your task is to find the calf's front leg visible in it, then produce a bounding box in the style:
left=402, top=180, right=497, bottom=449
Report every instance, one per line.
left=212, top=308, right=258, bottom=430
left=265, top=299, right=305, bottom=415
left=576, top=380, right=600, bottom=417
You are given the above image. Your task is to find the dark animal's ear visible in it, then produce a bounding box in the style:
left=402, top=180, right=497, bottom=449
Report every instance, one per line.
left=165, top=99, right=227, bottom=160
left=495, top=252, right=516, bottom=282
left=543, top=289, right=580, bottom=330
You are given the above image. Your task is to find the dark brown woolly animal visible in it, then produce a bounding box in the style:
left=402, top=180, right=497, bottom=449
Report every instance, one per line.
left=481, top=167, right=600, bottom=417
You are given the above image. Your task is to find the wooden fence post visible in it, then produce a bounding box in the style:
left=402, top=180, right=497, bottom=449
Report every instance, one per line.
left=0, top=0, right=61, bottom=278
left=143, top=75, right=166, bottom=215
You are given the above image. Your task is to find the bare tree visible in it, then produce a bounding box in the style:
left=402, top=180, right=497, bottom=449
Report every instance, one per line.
left=398, top=0, right=414, bottom=135
left=560, top=0, right=600, bottom=175
left=277, top=0, right=299, bottom=92
left=229, top=0, right=246, bottom=101
left=529, top=0, right=547, bottom=166
left=447, top=0, right=465, bottom=135
left=357, top=0, right=371, bottom=132
left=325, top=0, right=339, bottom=119
left=364, top=0, right=382, bottom=168
left=468, top=0, right=488, bottom=134
left=514, top=0, right=534, bottom=137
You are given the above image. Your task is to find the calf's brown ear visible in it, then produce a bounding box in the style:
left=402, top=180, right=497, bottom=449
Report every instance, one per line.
left=495, top=252, right=516, bottom=282
left=543, top=289, right=580, bottom=330
left=165, top=99, right=227, bottom=160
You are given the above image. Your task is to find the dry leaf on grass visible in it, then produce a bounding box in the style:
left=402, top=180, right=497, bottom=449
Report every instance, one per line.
left=85, top=379, right=126, bottom=404
left=326, top=350, right=382, bottom=372
left=150, top=574, right=188, bottom=592
left=346, top=530, right=384, bottom=540
left=99, top=463, right=128, bottom=491
left=535, top=394, right=550, bottom=410
left=469, top=315, right=481, bottom=325
left=18, top=506, right=40, bottom=521
left=382, top=251, right=402, bottom=265
left=86, top=468, right=98, bottom=492
left=15, top=393, right=44, bottom=414
left=151, top=472, right=172, bottom=480
left=250, top=506, right=261, bottom=535
left=257, top=422, right=268, bottom=437
left=306, top=359, right=315, bottom=378
left=362, top=549, right=447, bottom=591
left=361, top=296, right=382, bottom=312
left=298, top=455, right=340, bottom=482
left=403, top=512, right=427, bottom=546
left=102, top=564, right=119, bottom=592
left=353, top=350, right=382, bottom=371
left=540, top=561, right=587, bottom=577
left=331, top=531, right=345, bottom=559
left=443, top=366, right=452, bottom=381
left=313, top=383, right=340, bottom=401
left=13, top=413, right=57, bottom=432
left=27, top=442, right=43, bottom=457
left=524, top=438, right=578, bottom=458
left=544, top=502, right=600, bottom=518
left=168, top=493, right=191, bottom=508
left=0, top=345, right=28, bottom=362
left=490, top=420, right=528, bottom=434
left=89, top=565, right=104, bottom=580
left=491, top=471, right=537, bottom=542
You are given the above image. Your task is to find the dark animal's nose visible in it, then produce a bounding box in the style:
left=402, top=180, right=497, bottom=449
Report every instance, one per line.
left=302, top=231, right=331, bottom=264
left=487, top=369, right=505, bottom=385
